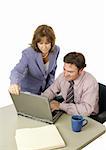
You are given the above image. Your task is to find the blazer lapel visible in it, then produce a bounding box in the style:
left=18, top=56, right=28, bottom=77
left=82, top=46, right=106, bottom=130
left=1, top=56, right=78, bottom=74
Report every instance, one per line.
left=36, top=53, right=45, bottom=75
left=36, top=52, right=55, bottom=75
left=48, top=52, right=55, bottom=73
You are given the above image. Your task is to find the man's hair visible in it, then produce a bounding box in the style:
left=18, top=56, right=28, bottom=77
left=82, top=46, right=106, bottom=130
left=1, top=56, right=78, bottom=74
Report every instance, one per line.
left=63, top=52, right=86, bottom=69
left=31, top=24, right=56, bottom=52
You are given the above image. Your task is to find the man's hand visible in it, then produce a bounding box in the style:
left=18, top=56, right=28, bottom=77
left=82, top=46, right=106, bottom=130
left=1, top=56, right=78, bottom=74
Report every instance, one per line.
left=50, top=100, right=60, bottom=111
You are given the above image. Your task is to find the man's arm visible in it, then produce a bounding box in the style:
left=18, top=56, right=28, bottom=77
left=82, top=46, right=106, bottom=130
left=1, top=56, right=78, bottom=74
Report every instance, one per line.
left=41, top=74, right=62, bottom=100
left=59, top=81, right=99, bottom=116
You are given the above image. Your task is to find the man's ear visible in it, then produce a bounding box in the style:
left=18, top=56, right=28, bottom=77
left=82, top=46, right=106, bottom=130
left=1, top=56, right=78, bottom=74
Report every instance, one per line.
left=79, top=68, right=83, bottom=75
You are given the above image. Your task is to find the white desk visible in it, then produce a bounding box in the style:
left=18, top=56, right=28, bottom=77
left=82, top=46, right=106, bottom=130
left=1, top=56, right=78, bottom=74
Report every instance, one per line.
left=0, top=105, right=106, bottom=150
left=82, top=123, right=106, bottom=150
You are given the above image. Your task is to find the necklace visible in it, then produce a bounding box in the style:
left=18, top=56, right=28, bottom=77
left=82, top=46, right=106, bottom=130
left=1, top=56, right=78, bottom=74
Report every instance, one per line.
left=42, top=53, right=49, bottom=59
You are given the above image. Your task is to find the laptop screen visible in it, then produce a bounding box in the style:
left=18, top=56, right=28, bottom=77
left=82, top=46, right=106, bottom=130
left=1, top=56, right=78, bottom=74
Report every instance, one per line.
left=10, top=92, right=63, bottom=123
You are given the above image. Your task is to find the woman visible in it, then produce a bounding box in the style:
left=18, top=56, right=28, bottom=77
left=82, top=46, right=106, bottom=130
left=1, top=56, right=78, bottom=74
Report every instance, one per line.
left=9, top=24, right=60, bottom=95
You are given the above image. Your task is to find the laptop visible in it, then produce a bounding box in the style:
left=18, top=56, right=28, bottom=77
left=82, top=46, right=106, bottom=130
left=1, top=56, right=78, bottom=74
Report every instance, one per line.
left=10, top=91, right=63, bottom=124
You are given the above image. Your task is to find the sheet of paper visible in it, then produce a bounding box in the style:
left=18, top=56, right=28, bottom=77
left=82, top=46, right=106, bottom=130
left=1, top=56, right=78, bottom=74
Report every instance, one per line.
left=103, top=122, right=106, bottom=127
left=15, top=125, right=65, bottom=150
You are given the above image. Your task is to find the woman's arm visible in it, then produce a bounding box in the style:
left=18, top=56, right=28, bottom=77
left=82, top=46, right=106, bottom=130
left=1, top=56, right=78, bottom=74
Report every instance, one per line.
left=10, top=51, right=28, bottom=84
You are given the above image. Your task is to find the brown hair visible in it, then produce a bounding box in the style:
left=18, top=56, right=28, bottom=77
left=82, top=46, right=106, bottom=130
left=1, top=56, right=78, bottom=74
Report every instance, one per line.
left=64, top=52, right=86, bottom=69
left=31, top=25, right=56, bottom=52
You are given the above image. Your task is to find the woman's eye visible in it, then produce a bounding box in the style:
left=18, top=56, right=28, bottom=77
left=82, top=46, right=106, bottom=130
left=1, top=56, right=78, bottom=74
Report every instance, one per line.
left=39, top=43, right=50, bottom=45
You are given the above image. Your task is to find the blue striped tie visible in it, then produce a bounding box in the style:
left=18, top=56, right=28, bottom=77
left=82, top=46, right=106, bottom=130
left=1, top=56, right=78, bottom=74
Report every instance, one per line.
left=66, top=80, right=74, bottom=103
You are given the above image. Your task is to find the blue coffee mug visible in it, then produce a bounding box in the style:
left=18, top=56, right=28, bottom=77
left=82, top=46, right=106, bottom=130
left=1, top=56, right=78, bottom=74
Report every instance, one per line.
left=71, top=115, right=88, bottom=132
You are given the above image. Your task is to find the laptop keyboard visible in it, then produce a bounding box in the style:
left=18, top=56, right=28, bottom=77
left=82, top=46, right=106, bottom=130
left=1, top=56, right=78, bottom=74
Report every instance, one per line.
left=52, top=110, right=61, bottom=117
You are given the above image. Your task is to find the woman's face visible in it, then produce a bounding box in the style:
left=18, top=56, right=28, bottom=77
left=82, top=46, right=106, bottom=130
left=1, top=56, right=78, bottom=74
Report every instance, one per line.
left=37, top=36, right=51, bottom=54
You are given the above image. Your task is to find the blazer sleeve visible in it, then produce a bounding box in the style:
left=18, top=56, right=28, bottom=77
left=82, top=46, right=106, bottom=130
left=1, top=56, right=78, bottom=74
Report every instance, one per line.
left=10, top=51, right=28, bottom=84
left=45, top=46, right=60, bottom=89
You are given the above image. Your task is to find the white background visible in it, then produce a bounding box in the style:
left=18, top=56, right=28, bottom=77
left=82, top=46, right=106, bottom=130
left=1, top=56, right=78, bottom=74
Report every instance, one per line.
left=0, top=0, right=105, bottom=107
left=0, top=0, right=106, bottom=149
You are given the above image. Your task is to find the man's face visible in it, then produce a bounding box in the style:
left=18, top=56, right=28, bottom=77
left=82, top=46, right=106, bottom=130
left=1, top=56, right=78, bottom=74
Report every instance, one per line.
left=63, top=63, right=83, bottom=81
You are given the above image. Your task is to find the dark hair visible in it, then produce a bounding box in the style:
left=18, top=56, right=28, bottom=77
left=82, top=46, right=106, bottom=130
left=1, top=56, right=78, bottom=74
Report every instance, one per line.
left=63, top=52, right=86, bottom=69
left=31, top=24, right=56, bottom=52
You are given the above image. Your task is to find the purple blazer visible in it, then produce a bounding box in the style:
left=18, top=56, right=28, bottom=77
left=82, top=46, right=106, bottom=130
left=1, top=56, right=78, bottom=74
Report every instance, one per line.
left=10, top=46, right=60, bottom=94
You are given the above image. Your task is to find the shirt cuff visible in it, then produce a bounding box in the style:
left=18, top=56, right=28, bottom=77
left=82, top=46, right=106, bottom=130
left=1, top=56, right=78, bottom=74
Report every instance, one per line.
left=59, top=102, right=68, bottom=112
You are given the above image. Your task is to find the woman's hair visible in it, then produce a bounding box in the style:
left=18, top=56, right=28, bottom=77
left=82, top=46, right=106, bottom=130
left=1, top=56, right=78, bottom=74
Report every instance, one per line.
left=63, top=52, right=86, bottom=69
left=31, top=25, right=56, bottom=52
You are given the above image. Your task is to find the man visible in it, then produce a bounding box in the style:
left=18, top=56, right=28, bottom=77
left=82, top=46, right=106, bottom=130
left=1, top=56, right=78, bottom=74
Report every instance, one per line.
left=42, top=52, right=99, bottom=116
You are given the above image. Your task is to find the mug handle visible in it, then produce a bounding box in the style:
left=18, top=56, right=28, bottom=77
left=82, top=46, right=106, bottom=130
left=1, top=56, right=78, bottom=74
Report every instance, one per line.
left=82, top=119, right=88, bottom=127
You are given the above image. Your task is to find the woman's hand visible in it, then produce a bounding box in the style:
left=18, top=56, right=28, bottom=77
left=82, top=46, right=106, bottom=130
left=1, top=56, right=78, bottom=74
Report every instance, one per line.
left=8, top=84, right=21, bottom=95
